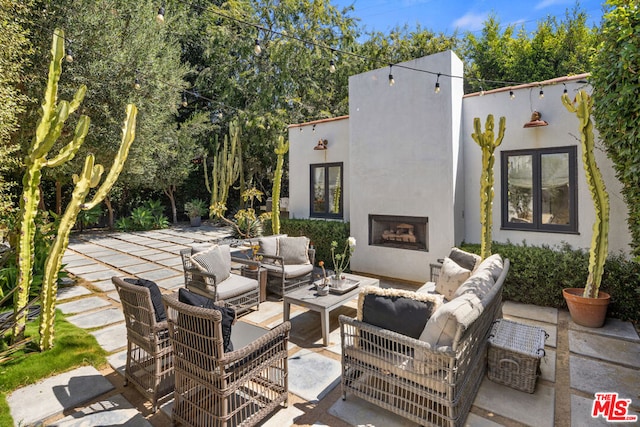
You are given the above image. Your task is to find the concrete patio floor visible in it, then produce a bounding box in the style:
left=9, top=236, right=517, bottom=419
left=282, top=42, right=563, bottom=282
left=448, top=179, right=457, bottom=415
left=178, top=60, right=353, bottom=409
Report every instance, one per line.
left=7, top=225, right=640, bottom=426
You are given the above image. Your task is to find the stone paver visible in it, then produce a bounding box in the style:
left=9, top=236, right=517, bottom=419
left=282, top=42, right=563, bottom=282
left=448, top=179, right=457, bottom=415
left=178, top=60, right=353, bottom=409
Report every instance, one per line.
left=120, top=263, right=160, bottom=275
left=64, top=263, right=110, bottom=276
left=137, top=267, right=181, bottom=282
left=107, top=350, right=127, bottom=376
left=473, top=379, right=555, bottom=427
left=570, top=355, right=640, bottom=401
left=58, top=296, right=111, bottom=314
left=570, top=317, right=640, bottom=342
left=288, top=349, right=341, bottom=402
left=57, top=285, right=92, bottom=301
left=569, top=330, right=640, bottom=368
left=155, top=276, right=184, bottom=290
left=91, top=279, right=116, bottom=292
left=8, top=366, right=114, bottom=427
left=80, top=268, right=122, bottom=282
left=67, top=307, right=124, bottom=329
left=100, top=254, right=148, bottom=268
left=503, top=301, right=558, bottom=325
left=91, top=322, right=127, bottom=352
left=54, top=394, right=152, bottom=427
left=329, top=395, right=418, bottom=427
left=141, top=252, right=176, bottom=262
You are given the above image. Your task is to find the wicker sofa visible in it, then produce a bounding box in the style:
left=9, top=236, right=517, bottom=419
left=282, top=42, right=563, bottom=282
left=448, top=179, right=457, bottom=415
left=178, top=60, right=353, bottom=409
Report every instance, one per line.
left=339, top=254, right=510, bottom=427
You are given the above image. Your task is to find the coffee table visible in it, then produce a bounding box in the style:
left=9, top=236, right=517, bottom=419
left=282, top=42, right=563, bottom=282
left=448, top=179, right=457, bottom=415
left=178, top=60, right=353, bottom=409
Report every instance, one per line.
left=283, top=273, right=380, bottom=346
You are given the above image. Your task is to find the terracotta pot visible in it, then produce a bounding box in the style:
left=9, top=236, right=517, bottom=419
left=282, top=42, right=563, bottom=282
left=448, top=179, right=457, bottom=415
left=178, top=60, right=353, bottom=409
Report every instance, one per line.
left=562, top=288, right=610, bottom=328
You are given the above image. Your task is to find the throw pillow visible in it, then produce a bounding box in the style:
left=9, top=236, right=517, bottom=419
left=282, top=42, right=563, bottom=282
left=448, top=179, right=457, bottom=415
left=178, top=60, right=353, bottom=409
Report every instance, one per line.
left=357, top=287, right=443, bottom=339
left=178, top=288, right=236, bottom=353
left=277, top=236, right=310, bottom=265
left=123, top=278, right=166, bottom=323
left=258, top=235, right=283, bottom=257
left=448, top=247, right=482, bottom=272
left=190, top=244, right=231, bottom=283
left=435, top=257, right=471, bottom=301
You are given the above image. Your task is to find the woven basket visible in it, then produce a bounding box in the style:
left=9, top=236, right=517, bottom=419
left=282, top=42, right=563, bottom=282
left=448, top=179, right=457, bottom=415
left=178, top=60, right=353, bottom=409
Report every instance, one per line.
left=487, top=319, right=548, bottom=393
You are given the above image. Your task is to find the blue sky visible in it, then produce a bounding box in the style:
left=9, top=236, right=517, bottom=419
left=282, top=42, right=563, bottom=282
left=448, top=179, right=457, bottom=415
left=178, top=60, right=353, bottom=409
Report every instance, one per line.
left=332, top=0, right=604, bottom=35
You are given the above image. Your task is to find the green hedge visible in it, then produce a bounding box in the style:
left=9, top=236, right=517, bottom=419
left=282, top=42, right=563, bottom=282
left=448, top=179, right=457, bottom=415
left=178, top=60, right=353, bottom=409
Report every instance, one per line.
left=276, top=218, right=350, bottom=270
left=460, top=242, right=640, bottom=322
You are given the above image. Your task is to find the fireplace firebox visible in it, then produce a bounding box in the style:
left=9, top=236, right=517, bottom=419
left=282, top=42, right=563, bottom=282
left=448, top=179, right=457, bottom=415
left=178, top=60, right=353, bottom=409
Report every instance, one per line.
left=369, top=214, right=428, bottom=251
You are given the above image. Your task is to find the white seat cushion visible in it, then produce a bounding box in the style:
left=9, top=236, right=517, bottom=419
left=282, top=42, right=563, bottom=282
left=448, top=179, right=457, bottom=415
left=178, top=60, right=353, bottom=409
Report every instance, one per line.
left=262, top=263, right=313, bottom=279
left=214, top=274, right=259, bottom=300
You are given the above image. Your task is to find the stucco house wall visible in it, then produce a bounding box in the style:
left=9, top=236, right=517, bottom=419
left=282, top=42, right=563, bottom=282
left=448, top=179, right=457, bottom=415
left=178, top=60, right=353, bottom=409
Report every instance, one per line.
left=287, top=52, right=632, bottom=283
left=288, top=116, right=350, bottom=221
left=462, top=78, right=631, bottom=254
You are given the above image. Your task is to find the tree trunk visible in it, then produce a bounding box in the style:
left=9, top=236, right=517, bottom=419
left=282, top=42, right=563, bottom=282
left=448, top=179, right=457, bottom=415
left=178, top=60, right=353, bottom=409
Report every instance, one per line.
left=164, top=185, right=177, bottom=223
left=55, top=180, right=62, bottom=215
left=104, top=196, right=114, bottom=229
left=38, top=184, right=46, bottom=211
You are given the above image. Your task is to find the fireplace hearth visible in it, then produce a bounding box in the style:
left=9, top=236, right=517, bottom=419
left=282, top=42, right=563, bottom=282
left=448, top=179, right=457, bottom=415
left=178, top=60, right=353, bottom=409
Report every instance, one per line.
left=369, top=214, right=428, bottom=251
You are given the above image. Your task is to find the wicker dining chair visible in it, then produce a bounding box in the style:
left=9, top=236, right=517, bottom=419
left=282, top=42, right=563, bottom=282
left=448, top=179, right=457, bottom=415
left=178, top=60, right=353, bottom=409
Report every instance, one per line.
left=112, top=276, right=174, bottom=413
left=162, top=293, right=290, bottom=427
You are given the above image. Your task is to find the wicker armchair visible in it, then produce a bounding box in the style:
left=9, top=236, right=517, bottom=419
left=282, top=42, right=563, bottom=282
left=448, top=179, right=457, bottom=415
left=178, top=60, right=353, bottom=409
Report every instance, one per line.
left=112, top=277, right=174, bottom=413
left=180, top=247, right=260, bottom=316
left=253, top=235, right=315, bottom=298
left=162, top=293, right=290, bottom=427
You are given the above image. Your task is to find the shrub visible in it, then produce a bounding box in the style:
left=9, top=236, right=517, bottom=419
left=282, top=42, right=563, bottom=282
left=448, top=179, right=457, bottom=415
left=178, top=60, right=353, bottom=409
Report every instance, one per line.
left=114, top=199, right=170, bottom=232
left=279, top=219, right=350, bottom=270
left=460, top=241, right=640, bottom=322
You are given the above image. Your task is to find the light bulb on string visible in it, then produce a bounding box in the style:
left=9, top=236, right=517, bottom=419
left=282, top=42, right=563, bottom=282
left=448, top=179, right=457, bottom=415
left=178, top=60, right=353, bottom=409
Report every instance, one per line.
left=388, top=64, right=395, bottom=87
left=65, top=47, right=73, bottom=63
left=134, top=69, right=141, bottom=90
left=156, top=5, right=165, bottom=24
left=181, top=92, right=188, bottom=107
left=254, top=39, right=262, bottom=55
left=509, top=90, right=515, bottom=100
left=479, top=86, right=485, bottom=96
left=434, top=73, right=441, bottom=94
left=563, top=83, right=568, bottom=94
left=329, top=59, right=336, bottom=73
left=539, top=87, right=544, bottom=99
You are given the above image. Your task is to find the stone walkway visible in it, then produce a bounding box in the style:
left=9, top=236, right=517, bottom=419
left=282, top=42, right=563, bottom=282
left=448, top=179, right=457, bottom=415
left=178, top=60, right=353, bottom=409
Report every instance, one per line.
left=6, top=225, right=640, bottom=426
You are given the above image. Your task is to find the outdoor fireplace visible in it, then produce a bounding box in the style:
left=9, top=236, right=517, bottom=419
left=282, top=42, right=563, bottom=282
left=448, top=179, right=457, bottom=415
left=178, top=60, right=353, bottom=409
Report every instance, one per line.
left=369, top=214, right=428, bottom=251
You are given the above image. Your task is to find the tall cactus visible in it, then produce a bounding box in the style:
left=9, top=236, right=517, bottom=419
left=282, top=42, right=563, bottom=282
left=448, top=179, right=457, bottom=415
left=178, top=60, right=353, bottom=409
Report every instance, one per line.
left=204, top=121, right=240, bottom=213
left=13, top=29, right=86, bottom=340
left=471, top=114, right=506, bottom=259
left=271, top=135, right=289, bottom=234
left=39, top=105, right=137, bottom=350
left=562, top=90, right=609, bottom=299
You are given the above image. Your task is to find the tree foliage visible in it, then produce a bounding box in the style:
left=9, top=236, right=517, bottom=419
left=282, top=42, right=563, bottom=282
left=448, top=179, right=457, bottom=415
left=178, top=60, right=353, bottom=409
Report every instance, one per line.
left=462, top=7, right=596, bottom=92
left=591, top=0, right=640, bottom=257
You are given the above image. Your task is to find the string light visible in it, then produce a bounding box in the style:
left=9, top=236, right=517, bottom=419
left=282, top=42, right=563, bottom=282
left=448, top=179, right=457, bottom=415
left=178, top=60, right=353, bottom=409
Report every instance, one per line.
left=434, top=73, right=441, bottom=94
left=563, top=83, right=568, bottom=94
left=254, top=28, right=262, bottom=55
left=156, top=5, right=165, bottom=24
left=538, top=86, right=544, bottom=99
left=312, top=124, right=316, bottom=133
left=329, top=59, right=336, bottom=73
left=181, top=92, right=188, bottom=107
left=479, top=86, right=485, bottom=96
left=388, top=64, right=395, bottom=87
left=509, top=90, right=515, bottom=100
left=65, top=47, right=73, bottom=63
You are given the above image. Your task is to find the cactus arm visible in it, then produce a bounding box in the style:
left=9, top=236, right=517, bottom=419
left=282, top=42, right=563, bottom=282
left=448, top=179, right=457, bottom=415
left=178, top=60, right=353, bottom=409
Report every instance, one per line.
left=203, top=154, right=211, bottom=193
left=472, top=114, right=506, bottom=259
left=39, top=156, right=95, bottom=350
left=271, top=136, right=289, bottom=234
left=68, top=85, right=87, bottom=115
left=563, top=90, right=609, bottom=298
left=83, top=104, right=137, bottom=209
left=45, top=115, right=90, bottom=167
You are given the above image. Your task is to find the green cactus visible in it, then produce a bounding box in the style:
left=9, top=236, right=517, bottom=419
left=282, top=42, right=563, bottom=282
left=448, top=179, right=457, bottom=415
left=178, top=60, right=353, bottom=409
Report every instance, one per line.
left=39, top=105, right=137, bottom=350
left=562, top=90, right=609, bottom=299
left=271, top=135, right=289, bottom=234
left=332, top=172, right=341, bottom=214
left=204, top=121, right=240, bottom=214
left=471, top=114, right=506, bottom=259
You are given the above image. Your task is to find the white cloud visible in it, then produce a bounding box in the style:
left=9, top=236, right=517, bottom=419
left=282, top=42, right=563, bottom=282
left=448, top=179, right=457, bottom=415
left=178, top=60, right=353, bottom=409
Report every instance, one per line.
left=453, top=11, right=489, bottom=32
left=535, top=0, right=572, bottom=11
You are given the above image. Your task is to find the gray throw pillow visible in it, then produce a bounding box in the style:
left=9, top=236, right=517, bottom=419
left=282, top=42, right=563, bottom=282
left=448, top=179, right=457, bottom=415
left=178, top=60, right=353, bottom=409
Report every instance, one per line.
left=277, top=236, right=310, bottom=265
left=190, top=245, right=231, bottom=283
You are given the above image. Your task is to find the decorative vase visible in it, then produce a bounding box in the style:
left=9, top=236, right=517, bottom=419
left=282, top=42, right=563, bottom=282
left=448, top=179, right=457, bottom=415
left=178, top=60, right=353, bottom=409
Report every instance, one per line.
left=331, top=274, right=347, bottom=289
left=190, top=216, right=201, bottom=227
left=317, top=279, right=329, bottom=296
left=562, top=288, right=610, bottom=328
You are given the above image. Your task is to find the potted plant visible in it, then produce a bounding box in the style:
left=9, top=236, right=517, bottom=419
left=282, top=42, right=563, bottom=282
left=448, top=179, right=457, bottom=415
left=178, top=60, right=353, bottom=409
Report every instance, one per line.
left=184, top=199, right=207, bottom=227
left=561, top=89, right=611, bottom=327
left=330, top=237, right=356, bottom=287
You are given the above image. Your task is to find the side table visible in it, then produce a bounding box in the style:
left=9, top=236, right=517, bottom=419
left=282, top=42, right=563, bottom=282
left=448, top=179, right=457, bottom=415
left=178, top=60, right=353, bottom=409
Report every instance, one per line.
left=241, top=266, right=268, bottom=302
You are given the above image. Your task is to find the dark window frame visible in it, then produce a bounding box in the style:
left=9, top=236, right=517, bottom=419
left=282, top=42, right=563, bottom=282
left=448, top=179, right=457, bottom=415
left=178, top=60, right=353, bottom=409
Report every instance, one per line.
left=310, top=162, right=344, bottom=219
left=501, top=146, right=578, bottom=233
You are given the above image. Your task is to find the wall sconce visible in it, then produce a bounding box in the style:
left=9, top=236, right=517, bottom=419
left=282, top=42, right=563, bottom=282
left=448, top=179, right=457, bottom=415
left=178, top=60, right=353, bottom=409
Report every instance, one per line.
left=523, top=111, right=548, bottom=128
left=313, top=139, right=328, bottom=150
